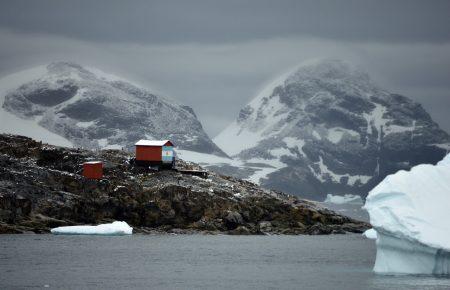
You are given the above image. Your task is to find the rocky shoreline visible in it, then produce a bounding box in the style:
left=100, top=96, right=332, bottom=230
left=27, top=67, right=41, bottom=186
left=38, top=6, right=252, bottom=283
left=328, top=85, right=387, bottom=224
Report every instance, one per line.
left=0, top=134, right=369, bottom=235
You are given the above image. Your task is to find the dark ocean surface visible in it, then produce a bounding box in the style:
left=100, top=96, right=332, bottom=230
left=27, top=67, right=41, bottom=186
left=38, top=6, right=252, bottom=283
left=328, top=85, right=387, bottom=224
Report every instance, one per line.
left=1, top=234, right=449, bottom=290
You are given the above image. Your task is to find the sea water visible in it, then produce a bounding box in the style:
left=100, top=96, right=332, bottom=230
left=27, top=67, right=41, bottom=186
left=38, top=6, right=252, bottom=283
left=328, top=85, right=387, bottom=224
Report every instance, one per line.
left=1, top=234, right=449, bottom=290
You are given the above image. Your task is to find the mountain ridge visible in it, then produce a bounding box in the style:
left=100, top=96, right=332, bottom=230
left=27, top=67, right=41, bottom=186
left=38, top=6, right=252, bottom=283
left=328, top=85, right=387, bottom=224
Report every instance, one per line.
left=212, top=59, right=450, bottom=200
left=0, top=61, right=227, bottom=157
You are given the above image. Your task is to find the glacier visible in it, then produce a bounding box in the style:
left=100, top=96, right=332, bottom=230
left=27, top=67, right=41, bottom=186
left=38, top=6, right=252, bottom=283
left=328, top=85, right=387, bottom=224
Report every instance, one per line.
left=364, top=154, right=450, bottom=275
left=51, top=221, right=133, bottom=235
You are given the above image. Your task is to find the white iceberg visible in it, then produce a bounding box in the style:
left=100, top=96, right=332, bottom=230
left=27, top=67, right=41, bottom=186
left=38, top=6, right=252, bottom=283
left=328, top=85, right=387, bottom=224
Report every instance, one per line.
left=51, top=221, right=133, bottom=235
left=362, top=228, right=378, bottom=240
left=324, top=194, right=363, bottom=205
left=364, top=154, right=450, bottom=275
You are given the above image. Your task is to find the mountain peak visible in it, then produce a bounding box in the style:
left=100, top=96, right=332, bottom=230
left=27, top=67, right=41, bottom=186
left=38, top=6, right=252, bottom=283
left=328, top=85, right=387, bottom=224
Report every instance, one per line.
left=285, top=58, right=372, bottom=89
left=0, top=63, right=227, bottom=156
left=45, top=61, right=93, bottom=77
left=47, top=61, right=84, bottom=71
left=213, top=59, right=450, bottom=200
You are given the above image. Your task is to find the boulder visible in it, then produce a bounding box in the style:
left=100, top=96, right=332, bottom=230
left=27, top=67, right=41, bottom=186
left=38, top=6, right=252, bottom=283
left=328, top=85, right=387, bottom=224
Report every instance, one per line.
left=223, top=211, right=244, bottom=230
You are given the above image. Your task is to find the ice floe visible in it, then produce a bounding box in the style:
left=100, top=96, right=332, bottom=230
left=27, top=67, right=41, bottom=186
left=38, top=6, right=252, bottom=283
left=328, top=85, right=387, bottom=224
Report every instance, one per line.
left=51, top=221, right=133, bottom=235
left=364, top=154, right=450, bottom=275
left=362, top=228, right=378, bottom=240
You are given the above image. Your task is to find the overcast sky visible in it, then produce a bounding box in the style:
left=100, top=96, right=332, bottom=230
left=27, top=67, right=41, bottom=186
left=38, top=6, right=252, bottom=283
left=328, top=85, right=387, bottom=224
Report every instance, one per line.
left=0, top=0, right=449, bottom=136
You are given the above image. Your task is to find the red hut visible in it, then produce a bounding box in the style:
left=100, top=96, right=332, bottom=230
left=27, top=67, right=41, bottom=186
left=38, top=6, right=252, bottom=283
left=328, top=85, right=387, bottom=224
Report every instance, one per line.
left=135, top=140, right=175, bottom=168
left=82, top=161, right=103, bottom=179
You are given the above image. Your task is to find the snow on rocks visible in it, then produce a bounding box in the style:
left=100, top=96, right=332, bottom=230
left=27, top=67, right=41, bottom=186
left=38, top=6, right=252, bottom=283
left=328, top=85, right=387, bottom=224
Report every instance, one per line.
left=0, top=62, right=224, bottom=156
left=315, top=157, right=371, bottom=186
left=212, top=58, right=450, bottom=200
left=51, top=221, right=133, bottom=235
left=364, top=154, right=450, bottom=275
left=0, top=134, right=370, bottom=235
left=0, top=65, right=74, bottom=148
left=324, top=194, right=363, bottom=205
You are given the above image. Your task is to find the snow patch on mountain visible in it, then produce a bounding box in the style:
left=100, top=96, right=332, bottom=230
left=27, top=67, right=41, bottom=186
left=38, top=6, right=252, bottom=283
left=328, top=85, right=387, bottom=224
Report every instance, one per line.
left=324, top=194, right=363, bottom=205
left=176, top=149, right=289, bottom=184
left=0, top=66, right=73, bottom=147
left=214, top=65, right=301, bottom=156
left=0, top=62, right=225, bottom=156
left=315, top=157, right=372, bottom=186
left=212, top=59, right=450, bottom=199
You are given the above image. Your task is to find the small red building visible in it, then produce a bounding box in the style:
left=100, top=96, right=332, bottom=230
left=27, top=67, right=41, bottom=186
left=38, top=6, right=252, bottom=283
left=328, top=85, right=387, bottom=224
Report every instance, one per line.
left=83, top=161, right=103, bottom=179
left=135, top=140, right=175, bottom=167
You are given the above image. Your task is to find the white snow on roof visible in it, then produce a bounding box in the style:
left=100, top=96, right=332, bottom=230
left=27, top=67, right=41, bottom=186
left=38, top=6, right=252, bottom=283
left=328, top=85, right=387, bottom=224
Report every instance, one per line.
left=135, top=140, right=172, bottom=146
left=84, top=161, right=102, bottom=164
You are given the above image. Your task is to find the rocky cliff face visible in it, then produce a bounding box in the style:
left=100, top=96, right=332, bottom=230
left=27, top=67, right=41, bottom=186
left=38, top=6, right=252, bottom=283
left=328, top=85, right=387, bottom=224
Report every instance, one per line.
left=214, top=59, right=450, bottom=200
left=0, top=134, right=367, bottom=235
left=0, top=62, right=226, bottom=156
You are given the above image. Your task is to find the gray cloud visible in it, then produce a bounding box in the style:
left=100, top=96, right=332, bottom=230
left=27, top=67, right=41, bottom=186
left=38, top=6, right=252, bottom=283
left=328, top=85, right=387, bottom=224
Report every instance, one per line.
left=1, top=0, right=450, bottom=44
left=0, top=1, right=449, bottom=137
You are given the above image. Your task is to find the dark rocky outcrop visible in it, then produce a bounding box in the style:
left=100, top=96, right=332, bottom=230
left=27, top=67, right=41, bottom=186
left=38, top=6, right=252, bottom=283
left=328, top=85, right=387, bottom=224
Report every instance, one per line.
left=0, top=134, right=368, bottom=235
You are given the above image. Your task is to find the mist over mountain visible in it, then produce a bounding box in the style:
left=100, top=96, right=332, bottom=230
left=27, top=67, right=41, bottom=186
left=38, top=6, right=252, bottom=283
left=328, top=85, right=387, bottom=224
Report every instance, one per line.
left=1, top=59, right=448, bottom=201
left=213, top=59, right=450, bottom=200
left=0, top=62, right=226, bottom=156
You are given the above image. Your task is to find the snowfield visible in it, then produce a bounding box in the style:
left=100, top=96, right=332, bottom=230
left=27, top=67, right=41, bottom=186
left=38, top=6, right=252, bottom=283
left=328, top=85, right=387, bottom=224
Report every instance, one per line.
left=364, top=154, right=450, bottom=275
left=0, top=66, right=73, bottom=147
left=324, top=194, right=363, bottom=205
left=214, top=65, right=300, bottom=157
left=176, top=149, right=285, bottom=184
left=51, top=221, right=133, bottom=235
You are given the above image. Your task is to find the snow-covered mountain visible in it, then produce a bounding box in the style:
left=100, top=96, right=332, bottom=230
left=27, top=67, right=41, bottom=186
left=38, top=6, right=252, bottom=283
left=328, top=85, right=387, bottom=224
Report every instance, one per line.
left=213, top=59, right=450, bottom=200
left=0, top=62, right=226, bottom=156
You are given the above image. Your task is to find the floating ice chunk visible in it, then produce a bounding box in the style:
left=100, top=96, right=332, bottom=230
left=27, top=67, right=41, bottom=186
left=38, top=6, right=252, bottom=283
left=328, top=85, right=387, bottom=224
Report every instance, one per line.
left=324, top=194, right=363, bottom=205
left=364, top=154, right=450, bottom=275
left=51, top=221, right=133, bottom=235
left=362, top=228, right=377, bottom=240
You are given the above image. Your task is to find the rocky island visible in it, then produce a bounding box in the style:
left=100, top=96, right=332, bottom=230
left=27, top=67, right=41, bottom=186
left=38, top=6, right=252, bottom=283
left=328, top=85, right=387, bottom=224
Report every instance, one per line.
left=0, top=134, right=368, bottom=235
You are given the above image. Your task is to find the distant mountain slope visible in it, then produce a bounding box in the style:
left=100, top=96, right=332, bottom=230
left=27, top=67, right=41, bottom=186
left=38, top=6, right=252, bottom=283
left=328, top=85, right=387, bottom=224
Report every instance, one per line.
left=0, top=62, right=226, bottom=156
left=213, top=59, right=450, bottom=200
